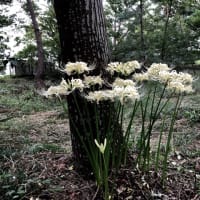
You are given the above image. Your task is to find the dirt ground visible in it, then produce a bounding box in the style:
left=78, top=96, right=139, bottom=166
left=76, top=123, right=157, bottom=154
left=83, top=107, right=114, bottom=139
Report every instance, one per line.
left=0, top=77, right=200, bottom=199
left=0, top=109, right=199, bottom=199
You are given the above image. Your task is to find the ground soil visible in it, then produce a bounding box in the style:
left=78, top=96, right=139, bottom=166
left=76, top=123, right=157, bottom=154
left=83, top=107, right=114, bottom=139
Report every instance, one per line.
left=1, top=109, right=200, bottom=200
left=0, top=77, right=200, bottom=199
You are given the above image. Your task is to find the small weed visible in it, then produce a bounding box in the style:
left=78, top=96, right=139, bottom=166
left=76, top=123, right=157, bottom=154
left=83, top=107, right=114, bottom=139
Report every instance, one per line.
left=29, top=143, right=64, bottom=153
left=0, top=145, right=20, bottom=161
left=184, top=109, right=200, bottom=123
left=0, top=170, right=26, bottom=200
left=0, top=119, right=34, bottom=134
left=0, top=170, right=52, bottom=200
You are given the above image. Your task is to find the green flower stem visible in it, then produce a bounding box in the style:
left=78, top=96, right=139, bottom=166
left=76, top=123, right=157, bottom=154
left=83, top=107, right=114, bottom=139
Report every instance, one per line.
left=72, top=93, right=113, bottom=195
left=155, top=115, right=166, bottom=171
left=111, top=102, right=122, bottom=169
left=103, top=154, right=109, bottom=200
left=143, top=83, right=168, bottom=170
left=144, top=84, right=158, bottom=169
left=162, top=94, right=182, bottom=182
left=82, top=95, right=94, bottom=140
left=120, top=104, right=124, bottom=127
left=70, top=117, right=101, bottom=184
left=58, top=95, right=68, bottom=113
left=115, top=104, right=124, bottom=169
left=94, top=103, right=100, bottom=141
left=137, top=83, right=169, bottom=170
left=71, top=92, right=102, bottom=185
left=58, top=94, right=101, bottom=183
left=137, top=89, right=151, bottom=167
left=123, top=100, right=139, bottom=164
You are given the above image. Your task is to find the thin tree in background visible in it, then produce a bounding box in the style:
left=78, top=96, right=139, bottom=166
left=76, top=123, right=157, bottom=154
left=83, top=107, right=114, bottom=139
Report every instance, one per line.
left=160, top=0, right=173, bottom=61
left=0, top=0, right=11, bottom=3
left=139, top=0, right=146, bottom=62
left=26, top=0, right=45, bottom=88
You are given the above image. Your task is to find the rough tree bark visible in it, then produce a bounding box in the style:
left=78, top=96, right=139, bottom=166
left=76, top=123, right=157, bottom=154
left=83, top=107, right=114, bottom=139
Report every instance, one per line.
left=53, top=0, right=122, bottom=171
left=26, top=0, right=45, bottom=88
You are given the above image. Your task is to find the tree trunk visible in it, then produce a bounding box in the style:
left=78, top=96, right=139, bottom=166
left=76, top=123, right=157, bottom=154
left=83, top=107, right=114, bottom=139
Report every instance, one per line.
left=26, top=0, right=45, bottom=88
left=53, top=0, right=122, bottom=171
left=160, top=0, right=173, bottom=61
left=139, top=0, right=145, bottom=61
left=53, top=0, right=110, bottom=69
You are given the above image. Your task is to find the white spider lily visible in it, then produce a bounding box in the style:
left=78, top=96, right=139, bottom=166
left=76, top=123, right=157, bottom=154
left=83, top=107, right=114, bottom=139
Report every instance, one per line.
left=133, top=72, right=149, bottom=82
left=147, top=63, right=170, bottom=80
left=94, top=138, right=107, bottom=154
left=112, top=78, right=136, bottom=88
left=113, top=86, right=140, bottom=104
left=42, top=78, right=85, bottom=97
left=107, top=60, right=140, bottom=76
left=167, top=81, right=194, bottom=93
left=43, top=78, right=70, bottom=97
left=70, top=78, right=85, bottom=91
left=45, top=86, right=67, bottom=96
left=64, top=62, right=92, bottom=75
left=83, top=75, right=104, bottom=87
left=86, top=90, right=115, bottom=104
left=158, top=70, right=194, bottom=85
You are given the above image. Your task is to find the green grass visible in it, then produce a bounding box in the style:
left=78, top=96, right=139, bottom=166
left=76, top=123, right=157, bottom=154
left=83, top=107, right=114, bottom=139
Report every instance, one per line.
left=0, top=77, right=69, bottom=199
left=28, top=143, right=65, bottom=153
left=0, top=119, right=34, bottom=133
left=0, top=77, right=61, bottom=114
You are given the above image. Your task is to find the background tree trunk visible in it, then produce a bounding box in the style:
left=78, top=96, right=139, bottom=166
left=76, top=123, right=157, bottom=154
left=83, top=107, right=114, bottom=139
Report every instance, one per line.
left=160, top=0, right=173, bottom=61
left=53, top=0, right=122, bottom=171
left=139, top=0, right=145, bottom=61
left=26, top=0, right=45, bottom=88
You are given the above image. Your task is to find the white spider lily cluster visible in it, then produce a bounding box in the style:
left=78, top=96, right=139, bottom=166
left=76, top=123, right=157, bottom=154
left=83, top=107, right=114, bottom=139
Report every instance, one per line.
left=123, top=60, right=141, bottom=71
left=112, top=78, right=139, bottom=104
left=133, top=63, right=170, bottom=82
left=45, top=85, right=68, bottom=96
left=146, top=63, right=170, bottom=81
left=70, top=78, right=85, bottom=91
left=43, top=61, right=194, bottom=99
left=43, top=78, right=84, bottom=97
left=107, top=62, right=121, bottom=74
left=44, top=79, right=69, bottom=96
left=158, top=70, right=193, bottom=84
left=107, top=60, right=141, bottom=76
left=86, top=90, right=115, bottom=104
left=113, top=85, right=140, bottom=104
left=133, top=63, right=194, bottom=94
left=83, top=75, right=104, bottom=87
left=86, top=79, right=139, bottom=104
left=166, top=81, right=193, bottom=93
left=64, top=62, right=92, bottom=75
left=113, top=78, right=136, bottom=87
left=133, top=72, right=149, bottom=82
left=157, top=70, right=194, bottom=93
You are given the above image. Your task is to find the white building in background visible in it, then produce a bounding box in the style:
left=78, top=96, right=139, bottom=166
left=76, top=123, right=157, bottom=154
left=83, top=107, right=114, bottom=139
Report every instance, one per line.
left=0, top=62, right=15, bottom=77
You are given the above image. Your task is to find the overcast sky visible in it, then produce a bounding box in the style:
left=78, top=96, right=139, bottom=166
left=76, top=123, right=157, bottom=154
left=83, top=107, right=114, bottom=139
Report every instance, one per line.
left=2, top=0, right=107, bottom=57
left=2, top=0, right=48, bottom=57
